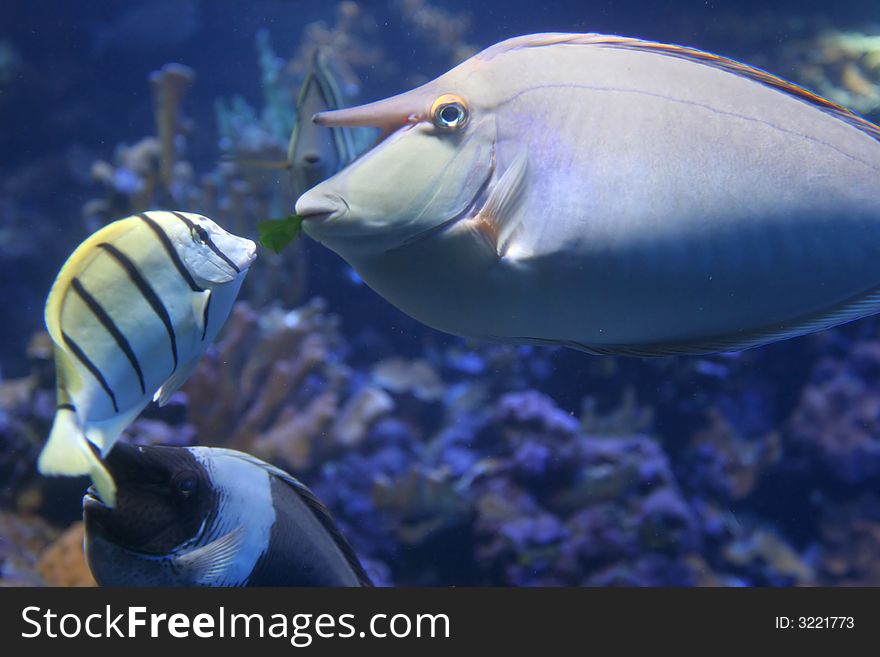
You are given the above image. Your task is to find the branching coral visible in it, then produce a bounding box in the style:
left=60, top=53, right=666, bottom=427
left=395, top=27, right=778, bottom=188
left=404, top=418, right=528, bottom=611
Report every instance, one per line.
left=149, top=64, right=196, bottom=197
left=183, top=299, right=368, bottom=470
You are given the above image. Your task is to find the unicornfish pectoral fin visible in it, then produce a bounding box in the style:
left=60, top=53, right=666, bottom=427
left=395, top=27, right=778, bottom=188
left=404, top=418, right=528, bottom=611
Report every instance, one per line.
left=476, top=148, right=528, bottom=257
left=38, top=406, right=118, bottom=506
left=173, top=526, right=245, bottom=585
left=153, top=357, right=199, bottom=407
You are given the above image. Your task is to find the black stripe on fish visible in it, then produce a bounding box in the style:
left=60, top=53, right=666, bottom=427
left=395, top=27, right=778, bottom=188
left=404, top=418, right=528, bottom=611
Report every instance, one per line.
left=171, top=212, right=241, bottom=274
left=201, top=291, right=211, bottom=341
left=98, top=243, right=179, bottom=371
left=138, top=213, right=204, bottom=292
left=71, top=278, right=146, bottom=395
left=61, top=331, right=119, bottom=413
left=57, top=403, right=76, bottom=412
left=303, top=50, right=358, bottom=165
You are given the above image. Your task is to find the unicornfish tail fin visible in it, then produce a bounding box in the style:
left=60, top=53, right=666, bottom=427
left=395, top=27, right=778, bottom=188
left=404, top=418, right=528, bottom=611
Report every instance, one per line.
left=38, top=405, right=118, bottom=506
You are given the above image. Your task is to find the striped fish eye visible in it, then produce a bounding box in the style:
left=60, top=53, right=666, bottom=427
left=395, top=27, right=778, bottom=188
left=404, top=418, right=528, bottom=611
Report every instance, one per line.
left=191, top=225, right=210, bottom=245
left=431, top=94, right=469, bottom=130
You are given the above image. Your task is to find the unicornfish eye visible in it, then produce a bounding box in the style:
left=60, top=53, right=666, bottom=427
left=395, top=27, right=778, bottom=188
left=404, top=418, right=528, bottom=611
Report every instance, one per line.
left=431, top=94, right=469, bottom=130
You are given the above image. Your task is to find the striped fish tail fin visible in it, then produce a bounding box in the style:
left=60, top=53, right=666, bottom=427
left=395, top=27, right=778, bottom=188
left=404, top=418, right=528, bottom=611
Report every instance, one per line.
left=38, top=406, right=117, bottom=506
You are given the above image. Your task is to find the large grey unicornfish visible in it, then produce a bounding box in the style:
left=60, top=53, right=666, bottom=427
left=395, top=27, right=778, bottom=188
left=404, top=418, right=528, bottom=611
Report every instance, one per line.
left=295, top=33, right=880, bottom=356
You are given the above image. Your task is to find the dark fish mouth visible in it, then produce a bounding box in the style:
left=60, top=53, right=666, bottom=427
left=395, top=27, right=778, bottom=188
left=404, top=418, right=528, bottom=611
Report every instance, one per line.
left=85, top=485, right=105, bottom=503
left=83, top=488, right=113, bottom=538
left=83, top=486, right=110, bottom=516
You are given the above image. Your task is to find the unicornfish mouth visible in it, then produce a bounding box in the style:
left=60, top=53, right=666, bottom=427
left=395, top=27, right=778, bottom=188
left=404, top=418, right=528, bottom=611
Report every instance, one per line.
left=295, top=191, right=349, bottom=224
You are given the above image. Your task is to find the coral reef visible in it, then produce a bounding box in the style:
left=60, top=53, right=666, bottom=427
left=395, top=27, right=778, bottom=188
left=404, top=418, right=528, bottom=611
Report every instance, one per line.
left=0, top=510, right=58, bottom=586
left=181, top=300, right=355, bottom=465
left=0, top=333, right=58, bottom=507
left=676, top=11, right=880, bottom=122
left=397, top=0, right=479, bottom=66
left=815, top=493, right=880, bottom=585
left=784, top=31, right=880, bottom=117
left=9, top=292, right=877, bottom=586
left=37, top=522, right=96, bottom=587
left=149, top=63, right=196, bottom=197
left=287, top=1, right=384, bottom=80
left=785, top=341, right=880, bottom=484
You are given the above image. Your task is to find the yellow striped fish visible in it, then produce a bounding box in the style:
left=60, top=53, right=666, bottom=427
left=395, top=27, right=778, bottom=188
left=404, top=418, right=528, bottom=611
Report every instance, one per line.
left=38, top=211, right=256, bottom=506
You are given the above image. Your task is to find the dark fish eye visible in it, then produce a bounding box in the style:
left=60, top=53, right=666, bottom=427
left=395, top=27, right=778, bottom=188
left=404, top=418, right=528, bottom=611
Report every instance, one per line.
left=431, top=94, right=469, bottom=130
left=172, top=472, right=198, bottom=498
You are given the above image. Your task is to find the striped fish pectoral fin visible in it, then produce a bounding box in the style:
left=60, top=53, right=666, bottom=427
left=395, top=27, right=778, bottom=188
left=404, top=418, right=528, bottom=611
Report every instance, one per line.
left=153, top=357, right=199, bottom=407
left=192, top=289, right=212, bottom=340
left=38, top=407, right=118, bottom=506
left=474, top=147, right=528, bottom=258
left=173, top=526, right=245, bottom=585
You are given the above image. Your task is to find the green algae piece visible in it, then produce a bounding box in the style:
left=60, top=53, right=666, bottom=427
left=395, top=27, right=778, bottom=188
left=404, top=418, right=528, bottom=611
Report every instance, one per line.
left=258, top=214, right=303, bottom=253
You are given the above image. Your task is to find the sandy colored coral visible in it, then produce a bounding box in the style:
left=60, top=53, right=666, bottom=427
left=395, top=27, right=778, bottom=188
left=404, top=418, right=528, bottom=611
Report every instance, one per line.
left=37, top=522, right=96, bottom=587
left=149, top=63, right=195, bottom=194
